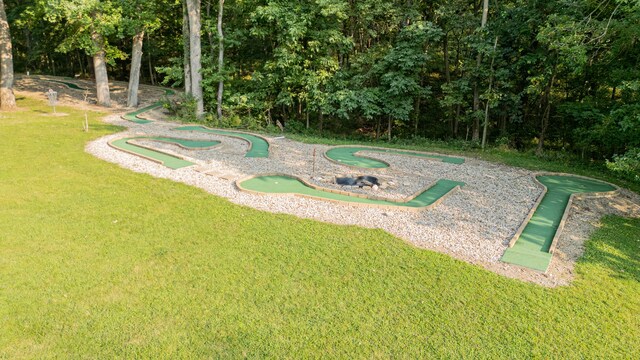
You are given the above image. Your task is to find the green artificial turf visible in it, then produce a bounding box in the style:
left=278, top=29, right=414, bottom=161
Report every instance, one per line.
left=240, top=175, right=464, bottom=208
left=502, top=175, right=617, bottom=272
left=122, top=102, right=161, bottom=124
left=1, top=96, right=638, bottom=358
left=325, top=146, right=465, bottom=168
left=109, top=137, right=201, bottom=169
left=49, top=80, right=87, bottom=91
left=174, top=125, right=269, bottom=158
left=122, top=89, right=175, bottom=124
left=148, top=137, right=220, bottom=149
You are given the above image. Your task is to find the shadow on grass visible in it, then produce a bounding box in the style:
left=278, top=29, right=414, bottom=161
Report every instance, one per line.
left=580, top=216, right=640, bottom=282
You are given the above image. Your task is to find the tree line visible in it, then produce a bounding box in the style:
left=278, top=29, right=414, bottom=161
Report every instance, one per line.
left=1, top=0, right=639, bottom=177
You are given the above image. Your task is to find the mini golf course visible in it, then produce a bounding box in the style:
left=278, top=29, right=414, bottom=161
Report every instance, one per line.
left=174, top=126, right=270, bottom=158
left=501, top=175, right=617, bottom=272
left=109, top=137, right=220, bottom=169
left=325, top=147, right=465, bottom=168
left=238, top=175, right=465, bottom=209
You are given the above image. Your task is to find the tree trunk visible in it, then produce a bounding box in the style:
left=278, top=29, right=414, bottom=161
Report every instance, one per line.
left=537, top=71, right=556, bottom=155
left=216, top=0, right=225, bottom=119
left=481, top=36, right=498, bottom=150
left=146, top=33, right=156, bottom=85
left=414, top=96, right=421, bottom=136
left=0, top=0, right=16, bottom=110
left=186, top=0, right=204, bottom=118
left=472, top=0, right=489, bottom=142
left=444, top=32, right=454, bottom=137
left=127, top=30, right=145, bottom=108
left=91, top=31, right=111, bottom=107
left=182, top=0, right=191, bottom=94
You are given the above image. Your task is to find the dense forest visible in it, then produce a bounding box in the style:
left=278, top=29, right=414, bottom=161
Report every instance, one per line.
left=2, top=0, right=639, bottom=179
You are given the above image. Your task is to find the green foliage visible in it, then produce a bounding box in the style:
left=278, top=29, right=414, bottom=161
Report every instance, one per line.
left=5, top=0, right=640, bottom=167
left=606, top=148, right=640, bottom=182
left=162, top=92, right=198, bottom=122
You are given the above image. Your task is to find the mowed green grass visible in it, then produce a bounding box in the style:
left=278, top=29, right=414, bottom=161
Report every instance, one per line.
left=1, top=97, right=639, bottom=358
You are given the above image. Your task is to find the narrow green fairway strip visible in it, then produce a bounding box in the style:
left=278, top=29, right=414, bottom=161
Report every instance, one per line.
left=122, top=102, right=161, bottom=124
left=174, top=125, right=269, bottom=158
left=110, top=138, right=195, bottom=169
left=148, top=137, right=220, bottom=149
left=326, top=147, right=465, bottom=168
left=1, top=97, right=639, bottom=358
left=239, top=175, right=464, bottom=208
left=502, top=175, right=616, bottom=271
left=122, top=89, right=175, bottom=124
left=49, top=80, right=87, bottom=90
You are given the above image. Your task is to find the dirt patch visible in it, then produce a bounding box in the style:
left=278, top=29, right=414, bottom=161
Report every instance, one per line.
left=14, top=74, right=171, bottom=113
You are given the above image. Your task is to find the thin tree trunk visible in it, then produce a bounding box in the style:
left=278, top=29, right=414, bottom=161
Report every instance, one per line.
left=216, top=0, right=225, bottom=119
left=205, top=1, right=216, bottom=60
left=0, top=0, right=16, bottom=110
left=537, top=70, right=556, bottom=155
left=186, top=0, right=204, bottom=118
left=414, top=96, right=421, bottom=136
left=182, top=0, right=191, bottom=94
left=127, top=30, right=145, bottom=108
left=472, top=0, right=489, bottom=142
left=454, top=105, right=460, bottom=137
left=444, top=32, right=454, bottom=137
left=77, top=50, right=85, bottom=77
left=146, top=33, right=155, bottom=85
left=91, top=31, right=111, bottom=107
left=481, top=36, right=498, bottom=150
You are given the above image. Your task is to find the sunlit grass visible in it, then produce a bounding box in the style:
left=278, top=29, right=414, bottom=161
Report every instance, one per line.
left=0, top=96, right=638, bottom=358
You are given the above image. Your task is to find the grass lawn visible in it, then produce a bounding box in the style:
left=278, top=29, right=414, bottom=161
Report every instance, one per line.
left=1, top=96, right=638, bottom=358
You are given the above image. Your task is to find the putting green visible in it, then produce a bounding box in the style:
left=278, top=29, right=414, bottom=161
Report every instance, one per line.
left=325, top=147, right=465, bottom=168
left=109, top=137, right=219, bottom=169
left=174, top=126, right=270, bottom=158
left=238, top=175, right=465, bottom=208
left=501, top=175, right=616, bottom=272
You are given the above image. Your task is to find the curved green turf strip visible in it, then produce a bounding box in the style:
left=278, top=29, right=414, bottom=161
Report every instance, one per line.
left=174, top=125, right=269, bottom=158
left=110, top=138, right=195, bottom=169
left=501, top=175, right=616, bottom=272
left=122, top=89, right=175, bottom=124
left=49, top=80, right=87, bottom=90
left=122, top=102, right=162, bottom=124
left=239, top=175, right=464, bottom=208
left=326, top=147, right=465, bottom=168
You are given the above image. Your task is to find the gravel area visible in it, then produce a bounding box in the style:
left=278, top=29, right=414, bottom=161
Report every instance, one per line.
left=87, top=113, right=550, bottom=278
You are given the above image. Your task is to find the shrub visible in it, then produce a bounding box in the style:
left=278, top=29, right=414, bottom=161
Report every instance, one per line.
left=606, top=148, right=640, bottom=182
